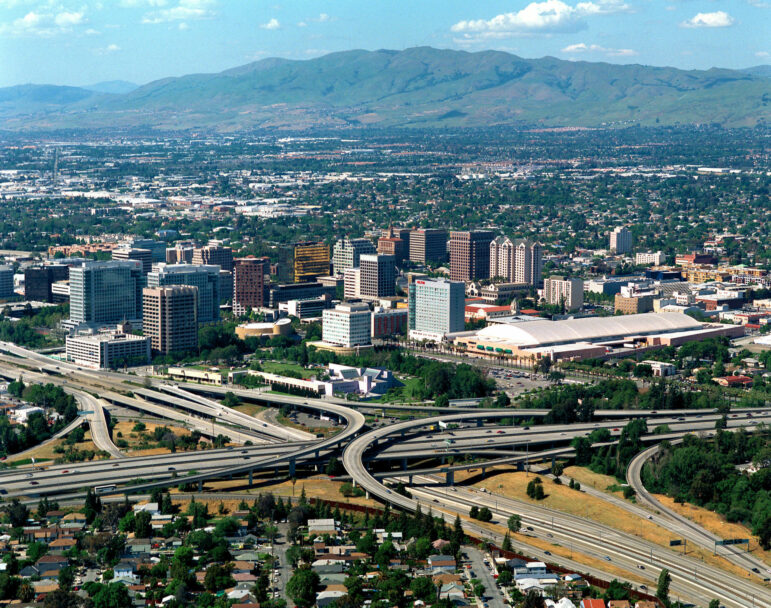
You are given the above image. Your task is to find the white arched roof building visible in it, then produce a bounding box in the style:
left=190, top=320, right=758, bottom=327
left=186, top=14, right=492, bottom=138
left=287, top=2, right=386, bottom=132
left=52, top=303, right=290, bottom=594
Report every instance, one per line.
left=473, top=312, right=700, bottom=348
left=453, top=312, right=741, bottom=361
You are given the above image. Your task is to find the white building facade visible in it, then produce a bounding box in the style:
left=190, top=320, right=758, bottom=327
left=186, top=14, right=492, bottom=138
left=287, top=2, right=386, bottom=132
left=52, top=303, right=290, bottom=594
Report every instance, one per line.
left=322, top=302, right=372, bottom=347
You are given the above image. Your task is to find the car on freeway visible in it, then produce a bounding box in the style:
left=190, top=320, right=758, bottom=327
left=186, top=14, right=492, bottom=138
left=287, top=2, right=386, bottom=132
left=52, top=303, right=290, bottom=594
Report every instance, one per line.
left=544, top=551, right=551, bottom=556
left=30, top=481, right=38, bottom=485
left=603, top=556, right=611, bottom=561
left=496, top=430, right=505, bottom=434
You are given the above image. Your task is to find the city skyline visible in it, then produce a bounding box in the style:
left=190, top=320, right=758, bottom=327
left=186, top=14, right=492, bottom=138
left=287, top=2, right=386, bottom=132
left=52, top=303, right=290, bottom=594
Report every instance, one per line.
left=0, top=0, right=768, bottom=88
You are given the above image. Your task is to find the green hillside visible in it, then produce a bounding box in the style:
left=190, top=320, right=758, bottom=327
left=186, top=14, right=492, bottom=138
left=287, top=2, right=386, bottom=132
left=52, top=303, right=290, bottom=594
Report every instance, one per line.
left=1, top=47, right=768, bottom=130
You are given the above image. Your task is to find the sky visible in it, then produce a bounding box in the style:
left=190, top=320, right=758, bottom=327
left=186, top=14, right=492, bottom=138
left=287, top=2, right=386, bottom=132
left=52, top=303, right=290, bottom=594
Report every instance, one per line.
left=0, top=0, right=768, bottom=88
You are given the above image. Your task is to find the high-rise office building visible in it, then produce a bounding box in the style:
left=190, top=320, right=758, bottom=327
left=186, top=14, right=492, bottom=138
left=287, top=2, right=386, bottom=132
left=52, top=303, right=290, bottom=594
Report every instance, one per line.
left=166, top=246, right=194, bottom=264
left=332, top=238, right=377, bottom=275
left=360, top=254, right=396, bottom=299
left=610, top=226, right=632, bottom=254
left=219, top=270, right=233, bottom=304
left=490, top=236, right=515, bottom=281
left=112, top=247, right=153, bottom=274
left=147, top=263, right=220, bottom=324
left=125, top=238, right=166, bottom=263
left=343, top=268, right=361, bottom=300
left=192, top=245, right=234, bottom=272
left=68, top=260, right=144, bottom=327
left=408, top=277, right=465, bottom=341
left=322, top=302, right=371, bottom=348
left=233, top=256, right=269, bottom=316
left=279, top=241, right=330, bottom=283
left=25, top=265, right=69, bottom=302
left=143, top=286, right=198, bottom=354
left=409, top=228, right=447, bottom=264
left=514, top=239, right=543, bottom=286
left=406, top=272, right=427, bottom=331
left=377, top=227, right=408, bottom=262
left=542, top=276, right=584, bottom=312
left=0, top=266, right=14, bottom=298
left=449, top=230, right=495, bottom=282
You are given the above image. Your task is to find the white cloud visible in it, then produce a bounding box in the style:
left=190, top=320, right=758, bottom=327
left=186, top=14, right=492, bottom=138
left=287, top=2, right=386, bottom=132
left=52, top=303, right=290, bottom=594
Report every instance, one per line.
left=55, top=11, right=84, bottom=27
left=681, top=11, right=735, bottom=28
left=0, top=8, right=88, bottom=36
left=142, top=0, right=215, bottom=24
left=317, top=13, right=330, bottom=22
left=260, top=17, right=280, bottom=30
left=178, top=21, right=189, bottom=30
left=451, top=0, right=629, bottom=40
left=85, top=27, right=100, bottom=35
left=756, top=51, right=770, bottom=58
left=105, top=43, right=120, bottom=52
left=562, top=42, right=638, bottom=56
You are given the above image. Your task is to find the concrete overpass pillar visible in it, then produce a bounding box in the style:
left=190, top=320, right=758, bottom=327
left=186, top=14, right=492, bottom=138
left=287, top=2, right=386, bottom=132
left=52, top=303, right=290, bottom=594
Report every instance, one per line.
left=248, top=470, right=253, bottom=486
left=551, top=455, right=555, bottom=469
left=481, top=467, right=486, bottom=478
left=289, top=458, right=296, bottom=477
left=446, top=470, right=454, bottom=486
left=365, top=490, right=370, bottom=500
left=476, top=419, right=483, bottom=427
left=517, top=462, right=524, bottom=472
left=402, top=458, right=408, bottom=471
left=198, top=481, right=203, bottom=492
left=408, top=475, right=413, bottom=484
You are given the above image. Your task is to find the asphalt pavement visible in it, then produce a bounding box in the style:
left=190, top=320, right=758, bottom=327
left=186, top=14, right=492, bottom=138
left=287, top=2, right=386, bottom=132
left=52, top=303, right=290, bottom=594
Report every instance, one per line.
left=465, top=546, right=505, bottom=608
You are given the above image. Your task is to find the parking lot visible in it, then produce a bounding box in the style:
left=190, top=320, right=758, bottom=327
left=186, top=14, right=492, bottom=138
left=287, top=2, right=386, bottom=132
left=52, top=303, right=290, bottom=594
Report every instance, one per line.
left=486, top=367, right=553, bottom=395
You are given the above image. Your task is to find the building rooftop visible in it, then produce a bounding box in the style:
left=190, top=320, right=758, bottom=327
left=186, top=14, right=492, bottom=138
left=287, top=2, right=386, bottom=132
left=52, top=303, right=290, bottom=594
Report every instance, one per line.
left=474, top=312, right=701, bottom=347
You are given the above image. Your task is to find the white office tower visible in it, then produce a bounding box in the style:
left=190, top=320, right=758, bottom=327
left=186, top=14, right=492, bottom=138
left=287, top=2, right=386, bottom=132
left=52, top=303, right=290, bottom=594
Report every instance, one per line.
left=514, top=239, right=543, bottom=285
left=332, top=238, right=377, bottom=275
left=322, top=302, right=372, bottom=348
left=490, top=236, right=514, bottom=281
left=408, top=277, right=465, bottom=341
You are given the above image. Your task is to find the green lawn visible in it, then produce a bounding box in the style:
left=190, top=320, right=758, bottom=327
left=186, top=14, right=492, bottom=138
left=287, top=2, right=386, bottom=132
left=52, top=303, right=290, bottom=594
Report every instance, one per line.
left=261, top=361, right=316, bottom=378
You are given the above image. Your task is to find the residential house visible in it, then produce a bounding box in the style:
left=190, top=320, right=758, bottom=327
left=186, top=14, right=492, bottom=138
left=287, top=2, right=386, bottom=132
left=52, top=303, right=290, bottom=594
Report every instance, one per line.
left=581, top=600, right=606, bottom=608
left=316, top=590, right=347, bottom=608
left=427, top=554, right=456, bottom=573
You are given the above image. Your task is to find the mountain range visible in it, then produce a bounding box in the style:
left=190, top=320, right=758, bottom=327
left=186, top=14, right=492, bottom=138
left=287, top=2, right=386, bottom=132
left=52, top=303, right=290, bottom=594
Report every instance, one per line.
left=1, top=47, right=769, bottom=131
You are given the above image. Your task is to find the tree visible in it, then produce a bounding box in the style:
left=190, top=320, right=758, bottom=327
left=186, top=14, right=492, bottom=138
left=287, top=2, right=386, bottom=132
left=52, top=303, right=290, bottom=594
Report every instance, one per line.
left=17, top=581, right=34, bottom=603
left=6, top=499, right=29, bottom=528
left=58, top=566, right=74, bottom=591
left=507, top=514, right=522, bottom=533
left=602, top=579, right=632, bottom=601
left=92, top=583, right=132, bottom=608
left=502, top=533, right=512, bottom=551
left=286, top=566, right=320, bottom=608
left=409, top=577, right=435, bottom=601
left=656, top=568, right=671, bottom=604
left=204, top=564, right=234, bottom=593
left=43, top=589, right=84, bottom=608
left=434, top=394, right=450, bottom=408
left=477, top=507, right=493, bottom=522
left=522, top=589, right=545, bottom=608
left=709, top=601, right=720, bottom=608
left=135, top=511, right=152, bottom=538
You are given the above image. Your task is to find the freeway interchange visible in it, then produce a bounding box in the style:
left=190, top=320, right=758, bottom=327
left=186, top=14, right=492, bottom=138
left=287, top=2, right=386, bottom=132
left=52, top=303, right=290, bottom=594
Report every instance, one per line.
left=0, top=341, right=769, bottom=607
